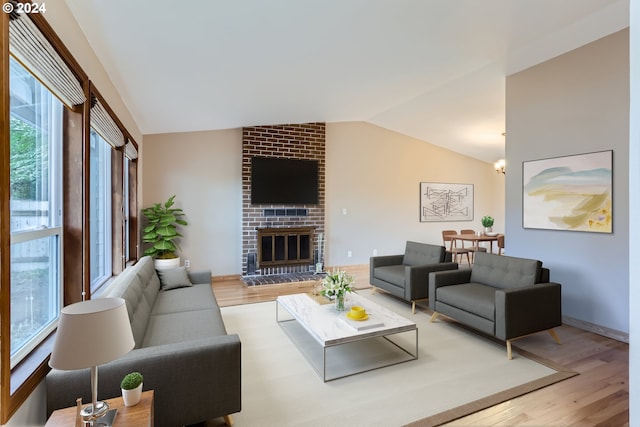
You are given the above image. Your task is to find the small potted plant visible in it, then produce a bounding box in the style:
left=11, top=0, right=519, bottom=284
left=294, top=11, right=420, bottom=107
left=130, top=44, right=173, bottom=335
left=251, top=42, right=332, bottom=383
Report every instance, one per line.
left=481, top=215, right=494, bottom=234
left=142, top=195, right=188, bottom=269
left=120, top=371, right=143, bottom=407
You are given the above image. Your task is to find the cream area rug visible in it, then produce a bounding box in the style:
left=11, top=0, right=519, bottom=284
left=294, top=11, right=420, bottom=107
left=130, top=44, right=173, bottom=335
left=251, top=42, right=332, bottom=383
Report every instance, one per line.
left=219, top=292, right=575, bottom=427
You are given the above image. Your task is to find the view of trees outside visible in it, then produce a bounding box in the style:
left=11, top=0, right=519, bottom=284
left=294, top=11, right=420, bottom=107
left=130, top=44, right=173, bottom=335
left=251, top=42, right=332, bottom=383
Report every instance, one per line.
left=9, top=58, right=62, bottom=365
left=10, top=117, right=46, bottom=201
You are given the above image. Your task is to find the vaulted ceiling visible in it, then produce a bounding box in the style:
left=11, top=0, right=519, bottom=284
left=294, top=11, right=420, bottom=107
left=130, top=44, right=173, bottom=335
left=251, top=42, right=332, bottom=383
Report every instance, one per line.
left=63, top=0, right=628, bottom=163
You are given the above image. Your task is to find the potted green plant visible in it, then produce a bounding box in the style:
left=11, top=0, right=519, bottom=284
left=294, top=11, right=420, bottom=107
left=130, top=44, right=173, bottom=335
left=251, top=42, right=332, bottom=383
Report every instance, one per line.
left=142, top=195, right=188, bottom=269
left=481, top=215, right=494, bottom=234
left=120, top=372, right=143, bottom=407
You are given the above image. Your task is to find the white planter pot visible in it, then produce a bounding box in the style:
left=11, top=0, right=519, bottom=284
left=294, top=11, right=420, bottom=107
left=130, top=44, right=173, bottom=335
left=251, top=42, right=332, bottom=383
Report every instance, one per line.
left=154, top=257, right=180, bottom=270
left=122, top=383, right=143, bottom=407
left=484, top=226, right=493, bottom=235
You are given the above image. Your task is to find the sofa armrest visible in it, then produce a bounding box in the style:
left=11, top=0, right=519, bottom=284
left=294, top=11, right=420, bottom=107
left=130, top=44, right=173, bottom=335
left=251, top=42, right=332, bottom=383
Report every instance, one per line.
left=188, top=269, right=212, bottom=285
left=370, top=254, right=404, bottom=283
left=495, top=282, right=562, bottom=340
left=405, top=262, right=458, bottom=300
left=47, top=334, right=241, bottom=427
left=428, top=269, right=472, bottom=310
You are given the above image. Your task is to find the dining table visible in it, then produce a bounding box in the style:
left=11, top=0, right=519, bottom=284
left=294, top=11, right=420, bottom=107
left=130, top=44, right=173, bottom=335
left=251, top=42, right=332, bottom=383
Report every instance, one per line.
left=448, top=233, right=501, bottom=254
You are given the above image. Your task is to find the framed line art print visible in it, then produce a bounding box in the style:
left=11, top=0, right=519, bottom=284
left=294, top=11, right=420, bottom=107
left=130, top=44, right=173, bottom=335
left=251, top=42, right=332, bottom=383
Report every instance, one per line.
left=522, top=150, right=612, bottom=233
left=420, top=182, right=473, bottom=222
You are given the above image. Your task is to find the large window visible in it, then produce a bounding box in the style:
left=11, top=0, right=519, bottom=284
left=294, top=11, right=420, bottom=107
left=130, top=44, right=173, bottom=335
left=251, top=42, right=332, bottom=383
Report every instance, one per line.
left=89, top=129, right=112, bottom=290
left=9, top=58, right=63, bottom=368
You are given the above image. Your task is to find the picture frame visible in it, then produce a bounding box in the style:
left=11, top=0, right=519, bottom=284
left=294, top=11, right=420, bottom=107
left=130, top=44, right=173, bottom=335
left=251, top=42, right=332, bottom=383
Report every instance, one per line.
left=522, top=150, right=612, bottom=233
left=420, top=182, right=474, bottom=222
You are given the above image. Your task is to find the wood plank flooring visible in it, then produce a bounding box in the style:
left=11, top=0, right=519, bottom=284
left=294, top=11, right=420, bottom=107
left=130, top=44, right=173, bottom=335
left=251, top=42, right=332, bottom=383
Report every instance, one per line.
left=212, top=265, right=629, bottom=426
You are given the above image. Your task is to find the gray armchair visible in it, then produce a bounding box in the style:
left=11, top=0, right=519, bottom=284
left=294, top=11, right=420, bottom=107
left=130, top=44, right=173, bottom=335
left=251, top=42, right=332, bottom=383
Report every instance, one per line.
left=429, top=252, right=562, bottom=359
left=370, top=241, right=457, bottom=313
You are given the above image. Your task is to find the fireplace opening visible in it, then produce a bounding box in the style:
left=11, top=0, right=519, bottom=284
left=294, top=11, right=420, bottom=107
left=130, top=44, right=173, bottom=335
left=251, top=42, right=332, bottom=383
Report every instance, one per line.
left=257, top=227, right=314, bottom=271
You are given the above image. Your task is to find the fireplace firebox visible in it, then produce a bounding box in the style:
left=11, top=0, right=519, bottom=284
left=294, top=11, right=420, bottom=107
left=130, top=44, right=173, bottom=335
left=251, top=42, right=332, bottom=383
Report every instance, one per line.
left=257, top=227, right=314, bottom=269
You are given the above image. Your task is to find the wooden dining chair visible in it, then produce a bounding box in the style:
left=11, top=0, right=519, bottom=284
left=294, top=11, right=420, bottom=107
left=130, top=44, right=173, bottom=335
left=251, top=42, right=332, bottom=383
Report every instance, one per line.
left=460, top=229, right=487, bottom=263
left=442, top=230, right=471, bottom=266
left=497, top=234, right=505, bottom=255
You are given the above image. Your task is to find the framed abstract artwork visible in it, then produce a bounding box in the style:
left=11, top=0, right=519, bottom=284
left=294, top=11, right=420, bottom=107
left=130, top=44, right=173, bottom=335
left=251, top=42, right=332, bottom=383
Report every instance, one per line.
left=420, top=182, right=474, bottom=222
left=522, top=150, right=612, bottom=233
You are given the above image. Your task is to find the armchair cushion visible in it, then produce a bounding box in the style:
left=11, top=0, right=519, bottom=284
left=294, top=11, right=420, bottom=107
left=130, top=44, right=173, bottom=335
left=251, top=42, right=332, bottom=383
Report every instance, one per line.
left=403, top=241, right=444, bottom=266
left=436, top=283, right=496, bottom=321
left=470, top=252, right=541, bottom=289
left=374, top=265, right=406, bottom=285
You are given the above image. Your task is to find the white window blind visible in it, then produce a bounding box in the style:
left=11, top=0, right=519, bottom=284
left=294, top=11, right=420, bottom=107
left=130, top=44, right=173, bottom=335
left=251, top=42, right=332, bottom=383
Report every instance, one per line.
left=8, top=11, right=86, bottom=108
left=91, top=98, right=125, bottom=148
left=125, top=139, right=138, bottom=160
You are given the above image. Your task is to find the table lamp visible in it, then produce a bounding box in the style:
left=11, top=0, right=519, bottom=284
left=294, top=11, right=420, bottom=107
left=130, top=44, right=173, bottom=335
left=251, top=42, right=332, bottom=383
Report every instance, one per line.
left=49, top=297, right=134, bottom=424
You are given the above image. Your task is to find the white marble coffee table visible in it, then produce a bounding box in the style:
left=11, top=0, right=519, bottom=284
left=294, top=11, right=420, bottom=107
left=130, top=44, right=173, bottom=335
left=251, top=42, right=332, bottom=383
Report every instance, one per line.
left=276, top=292, right=418, bottom=381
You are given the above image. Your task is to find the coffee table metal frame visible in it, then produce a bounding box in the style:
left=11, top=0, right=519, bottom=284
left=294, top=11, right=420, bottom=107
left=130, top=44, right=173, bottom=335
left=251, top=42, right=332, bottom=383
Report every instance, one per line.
left=276, top=292, right=418, bottom=382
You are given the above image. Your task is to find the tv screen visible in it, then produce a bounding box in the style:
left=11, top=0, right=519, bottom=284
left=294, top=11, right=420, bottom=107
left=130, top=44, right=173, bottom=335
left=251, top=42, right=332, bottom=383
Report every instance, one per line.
left=251, top=157, right=319, bottom=205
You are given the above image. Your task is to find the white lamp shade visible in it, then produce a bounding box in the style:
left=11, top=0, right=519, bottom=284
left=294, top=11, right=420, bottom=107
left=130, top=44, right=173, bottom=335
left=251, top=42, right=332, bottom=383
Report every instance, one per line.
left=49, top=298, right=135, bottom=370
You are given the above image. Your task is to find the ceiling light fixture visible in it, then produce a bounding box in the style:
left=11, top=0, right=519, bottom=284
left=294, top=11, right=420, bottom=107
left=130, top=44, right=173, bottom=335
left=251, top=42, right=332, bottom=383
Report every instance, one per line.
left=494, top=159, right=506, bottom=175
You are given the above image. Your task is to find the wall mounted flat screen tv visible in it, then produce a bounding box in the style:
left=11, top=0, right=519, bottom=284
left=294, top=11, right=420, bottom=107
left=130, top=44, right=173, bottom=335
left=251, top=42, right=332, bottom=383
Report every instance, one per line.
left=251, top=157, right=319, bottom=205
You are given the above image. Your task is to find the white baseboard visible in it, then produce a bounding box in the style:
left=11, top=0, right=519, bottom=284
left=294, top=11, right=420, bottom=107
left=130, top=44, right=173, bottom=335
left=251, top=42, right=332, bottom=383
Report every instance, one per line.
left=562, top=315, right=628, bottom=343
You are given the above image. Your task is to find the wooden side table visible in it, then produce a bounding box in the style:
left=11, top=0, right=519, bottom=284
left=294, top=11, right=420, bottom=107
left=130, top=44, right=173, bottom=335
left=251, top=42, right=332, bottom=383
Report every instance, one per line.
left=45, top=390, right=154, bottom=427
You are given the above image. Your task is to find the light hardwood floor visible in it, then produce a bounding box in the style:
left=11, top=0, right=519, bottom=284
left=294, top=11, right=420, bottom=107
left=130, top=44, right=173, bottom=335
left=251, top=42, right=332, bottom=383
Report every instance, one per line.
left=212, top=266, right=629, bottom=426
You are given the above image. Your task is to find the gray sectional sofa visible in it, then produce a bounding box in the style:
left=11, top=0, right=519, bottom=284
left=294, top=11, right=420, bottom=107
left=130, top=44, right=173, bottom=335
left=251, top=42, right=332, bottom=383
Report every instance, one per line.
left=429, top=252, right=562, bottom=359
left=46, top=256, right=241, bottom=427
left=370, top=241, right=457, bottom=313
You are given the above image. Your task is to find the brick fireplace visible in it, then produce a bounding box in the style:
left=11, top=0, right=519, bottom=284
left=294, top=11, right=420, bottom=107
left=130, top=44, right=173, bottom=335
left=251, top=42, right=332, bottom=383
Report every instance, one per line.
left=242, top=123, right=325, bottom=277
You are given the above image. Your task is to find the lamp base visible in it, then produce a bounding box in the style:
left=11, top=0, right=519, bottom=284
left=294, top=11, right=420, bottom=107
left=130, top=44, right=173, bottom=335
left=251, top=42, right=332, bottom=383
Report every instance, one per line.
left=94, top=408, right=117, bottom=427
left=81, top=400, right=114, bottom=425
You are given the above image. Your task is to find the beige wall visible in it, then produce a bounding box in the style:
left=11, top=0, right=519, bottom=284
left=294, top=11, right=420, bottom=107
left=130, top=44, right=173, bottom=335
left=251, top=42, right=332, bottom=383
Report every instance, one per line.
left=326, top=122, right=504, bottom=265
left=142, top=129, right=243, bottom=275
left=141, top=122, right=504, bottom=275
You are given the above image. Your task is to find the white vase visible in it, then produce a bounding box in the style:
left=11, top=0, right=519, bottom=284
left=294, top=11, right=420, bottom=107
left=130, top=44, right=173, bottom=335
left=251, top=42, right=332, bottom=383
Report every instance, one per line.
left=484, top=226, right=493, bottom=235
left=154, top=257, right=180, bottom=270
left=122, top=383, right=143, bottom=407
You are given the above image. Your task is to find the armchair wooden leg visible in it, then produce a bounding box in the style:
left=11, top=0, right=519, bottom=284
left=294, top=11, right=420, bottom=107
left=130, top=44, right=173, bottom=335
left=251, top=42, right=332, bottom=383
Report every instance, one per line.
left=430, top=312, right=440, bottom=323
left=547, top=329, right=561, bottom=345
left=371, top=286, right=377, bottom=295
left=412, top=301, right=416, bottom=314
left=506, top=339, right=513, bottom=360
left=223, top=415, right=234, bottom=426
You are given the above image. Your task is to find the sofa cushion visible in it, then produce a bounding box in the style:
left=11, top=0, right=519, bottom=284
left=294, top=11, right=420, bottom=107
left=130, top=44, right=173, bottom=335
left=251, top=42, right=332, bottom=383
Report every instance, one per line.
left=134, top=257, right=161, bottom=308
left=374, top=265, right=406, bottom=286
left=152, top=284, right=218, bottom=315
left=157, top=266, right=193, bottom=291
left=103, top=271, right=151, bottom=348
left=436, top=283, right=496, bottom=321
left=470, top=252, right=541, bottom=289
left=402, top=241, right=444, bottom=266
left=142, top=309, right=228, bottom=347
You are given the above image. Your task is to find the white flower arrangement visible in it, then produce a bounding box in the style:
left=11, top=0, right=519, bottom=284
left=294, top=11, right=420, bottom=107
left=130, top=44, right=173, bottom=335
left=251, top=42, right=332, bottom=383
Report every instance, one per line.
left=320, top=270, right=355, bottom=298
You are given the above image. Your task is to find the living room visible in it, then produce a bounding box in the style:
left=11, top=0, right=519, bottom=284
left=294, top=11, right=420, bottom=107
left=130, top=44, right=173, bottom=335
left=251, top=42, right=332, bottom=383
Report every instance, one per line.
left=1, top=1, right=639, bottom=426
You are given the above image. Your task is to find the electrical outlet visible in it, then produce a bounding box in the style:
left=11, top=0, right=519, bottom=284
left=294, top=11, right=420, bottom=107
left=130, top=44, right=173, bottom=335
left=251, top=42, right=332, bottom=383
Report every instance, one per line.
left=184, top=259, right=191, bottom=268
left=347, top=250, right=352, bottom=258
left=373, top=249, right=378, bottom=256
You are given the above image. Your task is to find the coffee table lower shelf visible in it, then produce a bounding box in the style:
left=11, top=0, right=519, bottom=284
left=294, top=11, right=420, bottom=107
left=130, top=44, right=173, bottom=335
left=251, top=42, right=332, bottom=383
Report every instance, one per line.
left=276, top=294, right=418, bottom=382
